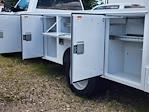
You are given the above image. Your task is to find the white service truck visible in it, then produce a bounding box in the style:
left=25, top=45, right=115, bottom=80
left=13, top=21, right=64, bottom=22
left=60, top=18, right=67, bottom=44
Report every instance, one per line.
left=1, top=0, right=149, bottom=97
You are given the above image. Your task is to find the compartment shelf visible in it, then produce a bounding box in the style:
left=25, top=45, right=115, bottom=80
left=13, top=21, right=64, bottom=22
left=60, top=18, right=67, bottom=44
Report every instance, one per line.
left=43, top=32, right=71, bottom=40
left=110, top=35, right=143, bottom=42
left=108, top=72, right=141, bottom=84
left=104, top=72, right=141, bottom=88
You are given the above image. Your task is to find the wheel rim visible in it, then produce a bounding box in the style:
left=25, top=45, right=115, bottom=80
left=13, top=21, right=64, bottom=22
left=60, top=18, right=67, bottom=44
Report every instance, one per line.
left=69, top=67, right=88, bottom=90
left=73, top=80, right=89, bottom=90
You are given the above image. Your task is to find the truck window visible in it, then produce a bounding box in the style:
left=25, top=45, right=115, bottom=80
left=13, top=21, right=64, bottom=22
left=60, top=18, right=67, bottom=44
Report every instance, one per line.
left=17, top=0, right=29, bottom=10
left=3, top=0, right=29, bottom=12
left=37, top=0, right=83, bottom=10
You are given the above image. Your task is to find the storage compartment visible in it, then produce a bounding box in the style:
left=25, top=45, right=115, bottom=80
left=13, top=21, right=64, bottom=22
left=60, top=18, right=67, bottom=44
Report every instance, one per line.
left=43, top=16, right=56, bottom=32
left=58, top=17, right=70, bottom=33
left=43, top=16, right=71, bottom=40
left=42, top=16, right=57, bottom=58
left=43, top=16, right=71, bottom=60
left=108, top=40, right=143, bottom=83
left=106, top=17, right=144, bottom=84
left=44, top=37, right=57, bottom=58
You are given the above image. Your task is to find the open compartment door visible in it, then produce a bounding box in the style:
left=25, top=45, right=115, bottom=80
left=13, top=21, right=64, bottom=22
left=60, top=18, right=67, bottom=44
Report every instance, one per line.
left=21, top=15, right=43, bottom=59
left=72, top=14, right=105, bottom=82
left=0, top=15, right=21, bottom=53
left=145, top=66, right=149, bottom=92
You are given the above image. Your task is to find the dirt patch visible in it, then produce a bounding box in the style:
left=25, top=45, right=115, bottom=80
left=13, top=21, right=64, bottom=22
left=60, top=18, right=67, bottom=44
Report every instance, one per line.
left=0, top=54, right=148, bottom=112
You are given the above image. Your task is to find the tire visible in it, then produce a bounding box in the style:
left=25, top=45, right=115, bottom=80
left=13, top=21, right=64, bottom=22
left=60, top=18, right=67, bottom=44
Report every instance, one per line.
left=63, top=49, right=107, bottom=97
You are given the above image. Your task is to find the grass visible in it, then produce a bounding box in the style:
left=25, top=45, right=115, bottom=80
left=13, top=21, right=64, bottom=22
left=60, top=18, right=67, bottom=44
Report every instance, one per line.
left=0, top=54, right=63, bottom=102
left=0, top=53, right=149, bottom=112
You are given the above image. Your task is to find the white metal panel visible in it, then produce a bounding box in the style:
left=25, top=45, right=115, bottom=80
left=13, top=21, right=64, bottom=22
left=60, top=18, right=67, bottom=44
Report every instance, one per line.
left=0, top=15, right=21, bottom=53
left=143, top=13, right=149, bottom=92
left=72, top=14, right=105, bottom=82
left=28, top=0, right=38, bottom=11
left=145, top=66, right=149, bottom=92
left=21, top=15, right=43, bottom=59
left=126, top=18, right=144, bottom=35
left=107, top=0, right=145, bottom=5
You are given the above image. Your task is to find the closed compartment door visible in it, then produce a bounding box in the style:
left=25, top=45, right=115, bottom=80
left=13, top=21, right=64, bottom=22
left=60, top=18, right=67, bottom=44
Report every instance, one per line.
left=0, top=15, right=21, bottom=53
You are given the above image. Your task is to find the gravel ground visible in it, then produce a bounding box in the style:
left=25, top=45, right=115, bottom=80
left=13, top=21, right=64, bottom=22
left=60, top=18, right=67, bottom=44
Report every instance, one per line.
left=0, top=54, right=149, bottom=112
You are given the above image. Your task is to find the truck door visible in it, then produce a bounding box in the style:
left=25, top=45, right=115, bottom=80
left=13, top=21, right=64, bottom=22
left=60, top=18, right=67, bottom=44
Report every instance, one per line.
left=21, top=15, right=43, bottom=59
left=72, top=14, right=105, bottom=82
left=0, top=15, right=21, bottom=53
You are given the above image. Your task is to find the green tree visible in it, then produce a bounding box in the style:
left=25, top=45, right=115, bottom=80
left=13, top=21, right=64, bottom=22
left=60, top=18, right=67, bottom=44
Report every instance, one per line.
left=4, top=0, right=18, bottom=7
left=11, top=0, right=18, bottom=5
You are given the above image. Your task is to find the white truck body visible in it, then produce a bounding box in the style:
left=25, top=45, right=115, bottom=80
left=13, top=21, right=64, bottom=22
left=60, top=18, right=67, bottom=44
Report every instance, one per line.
left=1, top=0, right=149, bottom=96
left=0, top=0, right=83, bottom=64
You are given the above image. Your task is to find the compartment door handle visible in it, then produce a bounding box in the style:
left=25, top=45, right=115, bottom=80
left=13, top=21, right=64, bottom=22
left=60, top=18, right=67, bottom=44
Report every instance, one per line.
left=23, top=33, right=32, bottom=41
left=73, top=42, right=84, bottom=55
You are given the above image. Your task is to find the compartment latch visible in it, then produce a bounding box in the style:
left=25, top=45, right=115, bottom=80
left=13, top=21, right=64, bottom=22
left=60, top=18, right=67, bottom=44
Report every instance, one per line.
left=73, top=41, right=84, bottom=55
left=23, top=33, right=32, bottom=41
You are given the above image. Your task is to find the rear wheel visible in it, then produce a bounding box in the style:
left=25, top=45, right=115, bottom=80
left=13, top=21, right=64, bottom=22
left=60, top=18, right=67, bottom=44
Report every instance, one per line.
left=63, top=49, right=107, bottom=97
left=72, top=79, right=89, bottom=91
left=66, top=65, right=99, bottom=97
